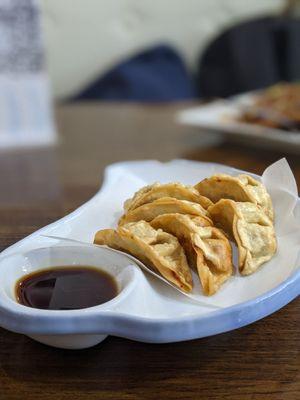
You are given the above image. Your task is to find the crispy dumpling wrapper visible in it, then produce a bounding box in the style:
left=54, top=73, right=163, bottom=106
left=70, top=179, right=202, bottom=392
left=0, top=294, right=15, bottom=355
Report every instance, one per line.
left=151, top=214, right=212, bottom=269
left=124, top=182, right=212, bottom=212
left=151, top=213, right=233, bottom=295
left=209, top=199, right=277, bottom=275
left=195, top=174, right=274, bottom=221
left=94, top=220, right=193, bottom=292
left=119, top=197, right=211, bottom=226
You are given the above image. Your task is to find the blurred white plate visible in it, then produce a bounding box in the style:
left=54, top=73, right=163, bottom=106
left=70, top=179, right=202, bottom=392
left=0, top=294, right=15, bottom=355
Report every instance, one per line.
left=178, top=93, right=300, bottom=153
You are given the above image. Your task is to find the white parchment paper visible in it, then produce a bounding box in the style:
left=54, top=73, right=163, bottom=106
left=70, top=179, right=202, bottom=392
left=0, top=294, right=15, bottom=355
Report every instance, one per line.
left=120, top=158, right=300, bottom=308
left=45, top=158, right=300, bottom=309
left=187, top=158, right=300, bottom=307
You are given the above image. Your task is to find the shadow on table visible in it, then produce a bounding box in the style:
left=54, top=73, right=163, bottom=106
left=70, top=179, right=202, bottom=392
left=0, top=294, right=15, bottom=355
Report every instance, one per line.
left=0, top=300, right=298, bottom=399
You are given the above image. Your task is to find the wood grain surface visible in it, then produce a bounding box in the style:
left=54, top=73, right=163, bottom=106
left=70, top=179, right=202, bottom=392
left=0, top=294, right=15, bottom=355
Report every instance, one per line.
left=0, top=103, right=299, bottom=400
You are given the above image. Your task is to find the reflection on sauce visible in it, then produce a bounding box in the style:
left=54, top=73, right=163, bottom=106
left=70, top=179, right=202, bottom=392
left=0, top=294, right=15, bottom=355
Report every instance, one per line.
left=16, top=266, right=118, bottom=310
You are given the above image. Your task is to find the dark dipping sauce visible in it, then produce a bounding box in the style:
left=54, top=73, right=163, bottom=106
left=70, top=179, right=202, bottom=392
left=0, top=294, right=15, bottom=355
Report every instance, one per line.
left=16, top=266, right=118, bottom=310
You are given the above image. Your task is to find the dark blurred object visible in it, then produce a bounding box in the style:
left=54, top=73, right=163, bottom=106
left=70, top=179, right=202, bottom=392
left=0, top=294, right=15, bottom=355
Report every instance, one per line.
left=73, top=46, right=195, bottom=101
left=197, top=17, right=300, bottom=98
left=73, top=45, right=195, bottom=102
left=237, top=82, right=300, bottom=131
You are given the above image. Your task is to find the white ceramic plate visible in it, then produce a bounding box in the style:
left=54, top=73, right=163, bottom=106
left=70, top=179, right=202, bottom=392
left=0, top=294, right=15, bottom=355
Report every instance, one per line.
left=178, top=93, right=300, bottom=153
left=0, top=160, right=299, bottom=348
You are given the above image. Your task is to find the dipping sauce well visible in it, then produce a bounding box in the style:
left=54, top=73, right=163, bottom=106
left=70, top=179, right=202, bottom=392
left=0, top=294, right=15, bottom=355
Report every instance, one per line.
left=16, top=266, right=118, bottom=310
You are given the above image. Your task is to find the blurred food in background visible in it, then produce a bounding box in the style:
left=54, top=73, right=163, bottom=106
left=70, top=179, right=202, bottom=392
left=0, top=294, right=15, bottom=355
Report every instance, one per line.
left=237, top=83, right=300, bottom=132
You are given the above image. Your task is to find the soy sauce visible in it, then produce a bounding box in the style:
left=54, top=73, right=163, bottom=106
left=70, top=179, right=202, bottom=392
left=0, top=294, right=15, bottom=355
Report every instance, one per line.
left=16, top=267, right=118, bottom=310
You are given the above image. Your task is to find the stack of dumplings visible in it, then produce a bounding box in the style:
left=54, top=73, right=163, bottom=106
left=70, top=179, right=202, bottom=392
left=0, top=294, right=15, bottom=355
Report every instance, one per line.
left=94, top=176, right=277, bottom=296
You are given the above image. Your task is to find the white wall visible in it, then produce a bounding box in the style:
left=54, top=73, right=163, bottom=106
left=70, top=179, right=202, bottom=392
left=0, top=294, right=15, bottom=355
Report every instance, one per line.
left=40, top=0, right=285, bottom=99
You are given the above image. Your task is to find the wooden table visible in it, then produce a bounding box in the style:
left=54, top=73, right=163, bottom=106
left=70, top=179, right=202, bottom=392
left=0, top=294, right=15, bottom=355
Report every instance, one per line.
left=0, top=103, right=299, bottom=400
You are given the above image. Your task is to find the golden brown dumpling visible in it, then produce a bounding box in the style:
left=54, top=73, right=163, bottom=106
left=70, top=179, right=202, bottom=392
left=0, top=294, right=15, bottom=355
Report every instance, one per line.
left=195, top=174, right=274, bottom=221
left=151, top=213, right=233, bottom=295
left=94, top=220, right=193, bottom=292
left=119, top=197, right=211, bottom=226
left=124, top=182, right=212, bottom=212
left=209, top=199, right=277, bottom=275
